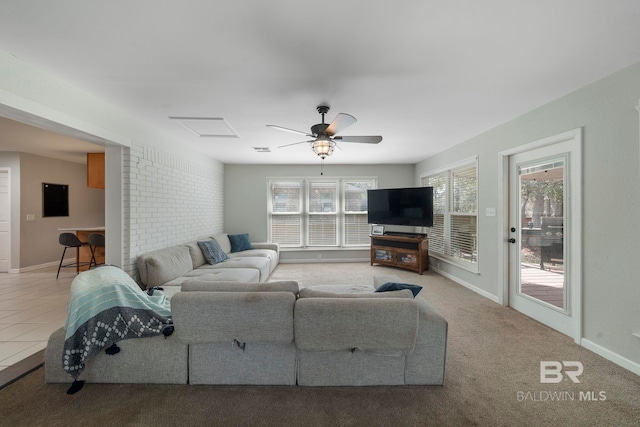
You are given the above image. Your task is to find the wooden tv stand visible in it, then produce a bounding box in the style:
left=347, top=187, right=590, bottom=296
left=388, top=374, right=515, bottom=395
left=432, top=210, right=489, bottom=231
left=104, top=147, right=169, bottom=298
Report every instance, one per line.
left=370, top=234, right=429, bottom=274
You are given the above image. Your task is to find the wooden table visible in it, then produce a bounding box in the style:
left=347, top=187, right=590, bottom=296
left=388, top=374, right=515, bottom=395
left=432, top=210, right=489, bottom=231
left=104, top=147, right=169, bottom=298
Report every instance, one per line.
left=58, top=227, right=105, bottom=272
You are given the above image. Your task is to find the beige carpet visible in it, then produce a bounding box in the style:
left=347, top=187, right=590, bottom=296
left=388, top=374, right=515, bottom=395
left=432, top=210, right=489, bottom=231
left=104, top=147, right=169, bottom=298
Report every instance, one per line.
left=1, top=263, right=638, bottom=426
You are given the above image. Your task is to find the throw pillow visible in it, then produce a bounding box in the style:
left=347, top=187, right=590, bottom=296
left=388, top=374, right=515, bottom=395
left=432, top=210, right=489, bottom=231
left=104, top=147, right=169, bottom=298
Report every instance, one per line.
left=198, top=240, right=229, bottom=265
left=212, top=233, right=232, bottom=253
left=229, top=233, right=253, bottom=252
left=375, top=282, right=423, bottom=298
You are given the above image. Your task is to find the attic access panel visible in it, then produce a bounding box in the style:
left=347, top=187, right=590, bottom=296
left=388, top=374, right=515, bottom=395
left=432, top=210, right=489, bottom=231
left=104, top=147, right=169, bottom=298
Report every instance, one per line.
left=169, top=117, right=239, bottom=138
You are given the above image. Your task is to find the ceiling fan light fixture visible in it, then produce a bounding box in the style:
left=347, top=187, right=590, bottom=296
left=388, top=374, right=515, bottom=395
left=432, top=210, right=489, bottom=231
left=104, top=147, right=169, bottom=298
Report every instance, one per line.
left=311, top=138, right=335, bottom=159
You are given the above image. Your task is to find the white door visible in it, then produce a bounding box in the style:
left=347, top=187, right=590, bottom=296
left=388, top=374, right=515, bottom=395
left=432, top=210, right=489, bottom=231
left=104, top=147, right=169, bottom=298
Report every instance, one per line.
left=0, top=169, right=10, bottom=272
left=507, top=135, right=581, bottom=340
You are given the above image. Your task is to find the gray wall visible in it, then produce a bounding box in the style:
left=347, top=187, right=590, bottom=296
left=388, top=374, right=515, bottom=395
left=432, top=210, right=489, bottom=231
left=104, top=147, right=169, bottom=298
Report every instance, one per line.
left=224, top=164, right=415, bottom=262
left=0, top=152, right=105, bottom=269
left=20, top=153, right=105, bottom=268
left=415, top=61, right=640, bottom=370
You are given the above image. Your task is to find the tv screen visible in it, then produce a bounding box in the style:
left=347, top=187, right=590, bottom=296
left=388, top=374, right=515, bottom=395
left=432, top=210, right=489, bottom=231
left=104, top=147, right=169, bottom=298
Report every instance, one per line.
left=367, top=187, right=433, bottom=227
left=43, top=183, right=69, bottom=217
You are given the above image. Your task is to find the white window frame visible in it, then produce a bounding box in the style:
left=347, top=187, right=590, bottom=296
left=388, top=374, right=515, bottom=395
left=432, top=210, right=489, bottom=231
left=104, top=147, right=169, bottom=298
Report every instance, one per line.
left=267, top=177, right=376, bottom=248
left=421, top=157, right=478, bottom=273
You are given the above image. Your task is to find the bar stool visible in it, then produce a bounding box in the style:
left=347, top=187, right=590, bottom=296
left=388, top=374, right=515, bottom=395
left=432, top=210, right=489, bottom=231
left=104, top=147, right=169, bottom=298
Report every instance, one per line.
left=56, top=233, right=91, bottom=279
left=88, top=233, right=106, bottom=268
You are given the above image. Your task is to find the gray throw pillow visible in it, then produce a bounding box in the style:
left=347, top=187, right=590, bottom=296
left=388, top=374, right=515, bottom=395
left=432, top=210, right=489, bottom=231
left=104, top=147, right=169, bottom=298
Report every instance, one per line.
left=229, top=233, right=253, bottom=252
left=198, top=240, right=229, bottom=265
left=375, top=282, right=423, bottom=297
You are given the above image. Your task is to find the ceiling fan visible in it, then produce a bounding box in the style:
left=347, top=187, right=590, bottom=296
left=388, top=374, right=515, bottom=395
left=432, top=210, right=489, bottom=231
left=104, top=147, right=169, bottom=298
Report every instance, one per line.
left=267, top=105, right=382, bottom=160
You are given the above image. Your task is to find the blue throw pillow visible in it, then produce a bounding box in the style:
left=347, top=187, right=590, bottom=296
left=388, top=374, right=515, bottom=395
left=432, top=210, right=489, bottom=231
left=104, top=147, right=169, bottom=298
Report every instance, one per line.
left=229, top=233, right=253, bottom=253
left=198, top=240, right=229, bottom=265
left=375, top=282, right=423, bottom=298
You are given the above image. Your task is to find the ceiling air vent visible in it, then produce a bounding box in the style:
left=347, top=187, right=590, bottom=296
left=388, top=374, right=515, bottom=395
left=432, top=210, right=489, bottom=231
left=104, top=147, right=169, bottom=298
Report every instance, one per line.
left=169, top=117, right=239, bottom=138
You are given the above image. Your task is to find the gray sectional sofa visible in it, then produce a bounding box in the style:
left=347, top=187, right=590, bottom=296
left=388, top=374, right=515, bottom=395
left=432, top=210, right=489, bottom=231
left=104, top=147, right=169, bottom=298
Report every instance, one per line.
left=136, top=233, right=279, bottom=295
left=45, top=273, right=448, bottom=387
left=45, top=235, right=448, bottom=387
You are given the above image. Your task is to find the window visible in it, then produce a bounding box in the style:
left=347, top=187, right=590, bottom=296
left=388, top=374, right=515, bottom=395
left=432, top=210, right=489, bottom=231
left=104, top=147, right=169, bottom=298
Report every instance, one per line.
left=268, top=178, right=376, bottom=248
left=421, top=158, right=478, bottom=271
left=344, top=181, right=373, bottom=245
left=269, top=180, right=303, bottom=246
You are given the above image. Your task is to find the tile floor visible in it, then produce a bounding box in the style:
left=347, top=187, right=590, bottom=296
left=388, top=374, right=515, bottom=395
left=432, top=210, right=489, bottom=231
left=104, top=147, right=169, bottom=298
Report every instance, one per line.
left=0, top=266, right=72, bottom=372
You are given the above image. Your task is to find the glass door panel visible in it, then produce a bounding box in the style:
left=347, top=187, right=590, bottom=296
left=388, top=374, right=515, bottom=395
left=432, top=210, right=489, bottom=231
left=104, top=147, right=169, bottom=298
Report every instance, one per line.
left=518, top=159, right=565, bottom=310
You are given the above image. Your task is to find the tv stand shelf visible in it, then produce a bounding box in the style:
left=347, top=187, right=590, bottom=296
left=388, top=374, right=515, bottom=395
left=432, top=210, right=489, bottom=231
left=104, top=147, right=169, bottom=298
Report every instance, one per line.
left=370, top=234, right=429, bottom=275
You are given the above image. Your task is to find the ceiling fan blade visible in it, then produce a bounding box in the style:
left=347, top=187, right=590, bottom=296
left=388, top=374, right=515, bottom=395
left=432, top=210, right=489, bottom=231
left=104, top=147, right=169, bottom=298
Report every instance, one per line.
left=278, top=140, right=314, bottom=148
left=267, top=125, right=313, bottom=138
left=324, top=113, right=357, bottom=136
left=333, top=135, right=383, bottom=144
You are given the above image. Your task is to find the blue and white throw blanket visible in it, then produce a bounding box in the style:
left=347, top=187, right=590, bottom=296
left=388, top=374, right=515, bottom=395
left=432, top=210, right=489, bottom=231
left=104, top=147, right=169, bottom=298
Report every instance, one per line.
left=63, top=266, right=172, bottom=382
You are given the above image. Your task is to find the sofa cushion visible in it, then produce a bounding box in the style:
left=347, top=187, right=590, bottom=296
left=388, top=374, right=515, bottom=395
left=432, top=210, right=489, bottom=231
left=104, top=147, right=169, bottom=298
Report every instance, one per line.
left=294, top=298, right=418, bottom=352
left=228, top=249, right=279, bottom=273
left=145, top=246, right=193, bottom=287
left=212, top=233, right=232, bottom=254
left=182, top=280, right=299, bottom=295
left=229, top=233, right=253, bottom=252
left=376, top=282, right=423, bottom=297
left=172, top=291, right=295, bottom=343
left=198, top=239, right=229, bottom=265
left=184, top=241, right=208, bottom=269
left=183, top=269, right=260, bottom=283
left=198, top=257, right=271, bottom=282
left=299, top=287, right=413, bottom=299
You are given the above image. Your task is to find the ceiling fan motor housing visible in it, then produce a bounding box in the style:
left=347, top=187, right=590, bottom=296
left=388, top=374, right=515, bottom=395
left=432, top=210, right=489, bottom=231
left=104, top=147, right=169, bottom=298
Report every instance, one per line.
left=311, top=123, right=330, bottom=136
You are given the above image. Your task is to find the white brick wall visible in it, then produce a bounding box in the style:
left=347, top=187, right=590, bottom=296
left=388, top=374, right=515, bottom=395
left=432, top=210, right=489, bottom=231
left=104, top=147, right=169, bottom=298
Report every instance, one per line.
left=123, top=143, right=224, bottom=279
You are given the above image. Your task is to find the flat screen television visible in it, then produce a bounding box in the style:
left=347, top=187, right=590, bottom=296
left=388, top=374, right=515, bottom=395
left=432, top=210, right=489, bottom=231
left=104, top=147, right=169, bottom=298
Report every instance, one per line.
left=367, top=187, right=433, bottom=227
left=42, top=183, right=69, bottom=217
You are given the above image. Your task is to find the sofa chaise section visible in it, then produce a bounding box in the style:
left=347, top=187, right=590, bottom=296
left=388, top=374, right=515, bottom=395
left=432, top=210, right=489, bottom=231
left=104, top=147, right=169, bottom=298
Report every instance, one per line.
left=294, top=274, right=447, bottom=386
left=171, top=282, right=298, bottom=385
left=136, top=235, right=279, bottom=290
left=295, top=297, right=419, bottom=386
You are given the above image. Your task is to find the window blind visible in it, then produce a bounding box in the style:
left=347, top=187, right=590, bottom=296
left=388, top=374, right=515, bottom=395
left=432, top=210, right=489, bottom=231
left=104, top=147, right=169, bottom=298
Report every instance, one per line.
left=422, top=160, right=478, bottom=269
left=268, top=178, right=376, bottom=248
left=307, top=181, right=338, bottom=246
left=343, top=180, right=374, bottom=246
left=269, top=181, right=302, bottom=246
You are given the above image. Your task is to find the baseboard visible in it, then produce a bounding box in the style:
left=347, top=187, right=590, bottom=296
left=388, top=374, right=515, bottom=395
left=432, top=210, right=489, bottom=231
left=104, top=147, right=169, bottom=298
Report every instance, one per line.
left=430, top=265, right=500, bottom=304
left=580, top=338, right=640, bottom=376
left=16, top=259, right=67, bottom=273
left=280, top=258, right=370, bottom=264
left=0, top=349, right=44, bottom=390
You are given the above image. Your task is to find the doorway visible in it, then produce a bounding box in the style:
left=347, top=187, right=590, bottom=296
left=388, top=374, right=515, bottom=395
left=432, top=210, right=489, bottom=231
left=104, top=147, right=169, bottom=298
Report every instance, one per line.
left=499, top=129, right=582, bottom=342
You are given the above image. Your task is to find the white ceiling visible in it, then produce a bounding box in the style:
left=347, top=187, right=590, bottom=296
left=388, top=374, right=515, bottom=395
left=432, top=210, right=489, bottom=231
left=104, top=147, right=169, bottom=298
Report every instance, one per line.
left=1, top=1, right=640, bottom=165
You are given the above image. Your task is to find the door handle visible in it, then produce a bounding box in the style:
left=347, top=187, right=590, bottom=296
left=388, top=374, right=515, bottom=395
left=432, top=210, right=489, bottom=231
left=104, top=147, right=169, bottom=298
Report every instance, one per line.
left=508, top=238, right=516, bottom=244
